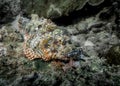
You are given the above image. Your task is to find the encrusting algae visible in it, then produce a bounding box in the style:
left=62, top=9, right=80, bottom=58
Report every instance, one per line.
left=18, top=14, right=82, bottom=61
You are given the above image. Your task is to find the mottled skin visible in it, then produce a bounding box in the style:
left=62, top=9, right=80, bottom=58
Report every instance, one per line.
left=18, top=14, right=72, bottom=61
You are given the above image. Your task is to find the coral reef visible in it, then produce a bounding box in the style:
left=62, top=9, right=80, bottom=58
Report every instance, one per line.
left=0, top=0, right=120, bottom=86
left=0, top=43, right=7, bottom=57
left=4, top=56, right=120, bottom=86
left=21, top=0, right=105, bottom=19
left=106, top=44, right=120, bottom=65
left=0, top=0, right=20, bottom=23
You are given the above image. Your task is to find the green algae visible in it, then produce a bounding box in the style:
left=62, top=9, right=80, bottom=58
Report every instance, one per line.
left=106, top=44, right=120, bottom=65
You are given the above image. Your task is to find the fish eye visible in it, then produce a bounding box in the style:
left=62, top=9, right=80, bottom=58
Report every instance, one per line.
left=38, top=25, right=42, bottom=28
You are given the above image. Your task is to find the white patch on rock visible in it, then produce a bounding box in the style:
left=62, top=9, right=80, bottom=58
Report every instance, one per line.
left=0, top=43, right=7, bottom=57
left=84, top=40, right=94, bottom=47
left=71, top=36, right=79, bottom=42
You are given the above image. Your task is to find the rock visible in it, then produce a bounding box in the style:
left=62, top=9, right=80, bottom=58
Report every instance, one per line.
left=11, top=72, right=39, bottom=86
left=0, top=79, right=8, bottom=86
left=89, top=0, right=104, bottom=6
left=66, top=26, right=79, bottom=35
left=60, top=79, right=72, bottom=86
left=106, top=44, right=120, bottom=65
left=21, top=0, right=104, bottom=19
left=0, top=0, right=20, bottom=23
left=76, top=22, right=88, bottom=33
left=0, top=34, right=2, bottom=42
left=0, top=25, right=24, bottom=42
left=84, top=40, right=95, bottom=47
left=0, top=43, right=7, bottom=57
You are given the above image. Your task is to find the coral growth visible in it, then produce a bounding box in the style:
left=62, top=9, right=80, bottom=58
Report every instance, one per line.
left=106, top=44, right=120, bottom=65
left=0, top=43, right=7, bottom=57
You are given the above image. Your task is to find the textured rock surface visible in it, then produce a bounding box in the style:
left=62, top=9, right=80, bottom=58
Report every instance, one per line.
left=0, top=0, right=20, bottom=23
left=65, top=15, right=120, bottom=57
left=21, top=0, right=104, bottom=19
left=0, top=0, right=106, bottom=23
left=106, top=44, right=120, bottom=65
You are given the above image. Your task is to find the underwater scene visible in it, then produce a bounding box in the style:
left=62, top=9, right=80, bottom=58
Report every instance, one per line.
left=0, top=0, right=120, bottom=86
